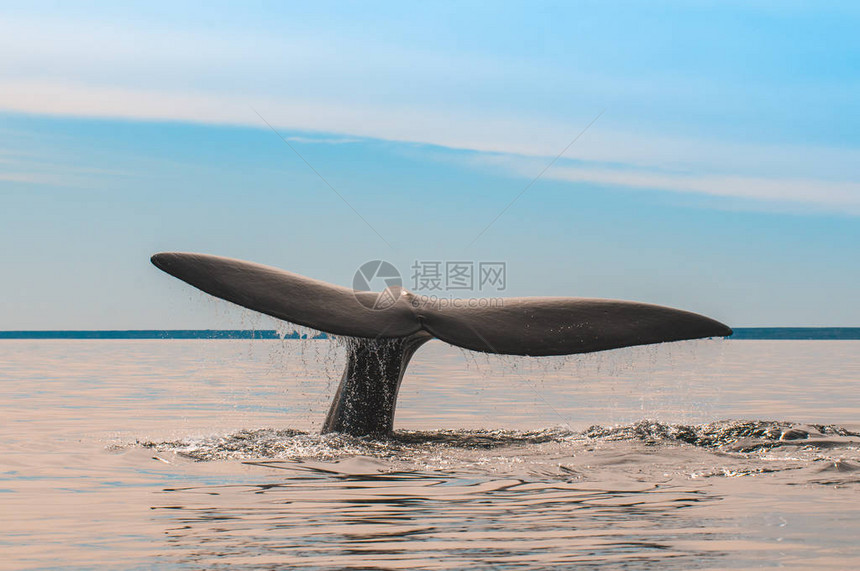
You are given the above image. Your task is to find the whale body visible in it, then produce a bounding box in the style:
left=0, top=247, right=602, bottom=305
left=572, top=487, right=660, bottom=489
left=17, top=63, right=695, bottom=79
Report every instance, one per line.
left=151, top=252, right=732, bottom=436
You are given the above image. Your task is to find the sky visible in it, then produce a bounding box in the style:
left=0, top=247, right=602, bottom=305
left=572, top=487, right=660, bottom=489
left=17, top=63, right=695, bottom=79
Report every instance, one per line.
left=1, top=1, right=858, bottom=329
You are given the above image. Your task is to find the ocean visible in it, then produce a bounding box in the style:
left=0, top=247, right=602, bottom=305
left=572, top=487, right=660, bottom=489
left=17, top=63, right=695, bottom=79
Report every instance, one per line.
left=0, top=336, right=858, bottom=569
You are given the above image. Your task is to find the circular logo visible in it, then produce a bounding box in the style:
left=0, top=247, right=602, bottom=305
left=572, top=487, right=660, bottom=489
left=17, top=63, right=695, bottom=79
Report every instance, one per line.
left=352, top=260, right=403, bottom=310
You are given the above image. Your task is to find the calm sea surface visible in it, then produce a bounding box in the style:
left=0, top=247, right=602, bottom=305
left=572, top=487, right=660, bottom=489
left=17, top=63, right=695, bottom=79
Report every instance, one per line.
left=1, top=339, right=858, bottom=569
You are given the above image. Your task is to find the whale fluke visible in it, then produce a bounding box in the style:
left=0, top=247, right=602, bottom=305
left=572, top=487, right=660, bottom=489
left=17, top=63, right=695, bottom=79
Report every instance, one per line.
left=422, top=298, right=732, bottom=356
left=152, top=252, right=732, bottom=435
left=151, top=252, right=731, bottom=355
left=151, top=252, right=420, bottom=338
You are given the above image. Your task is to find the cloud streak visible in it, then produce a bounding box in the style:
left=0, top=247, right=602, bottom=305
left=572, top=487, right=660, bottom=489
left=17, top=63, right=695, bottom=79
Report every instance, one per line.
left=3, top=79, right=859, bottom=214
left=546, top=166, right=860, bottom=213
left=1, top=7, right=857, bottom=216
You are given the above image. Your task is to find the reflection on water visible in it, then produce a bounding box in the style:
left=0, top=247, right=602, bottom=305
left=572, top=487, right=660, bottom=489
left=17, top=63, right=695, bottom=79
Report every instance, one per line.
left=0, top=339, right=858, bottom=569
left=142, top=421, right=860, bottom=569
left=154, top=467, right=720, bottom=569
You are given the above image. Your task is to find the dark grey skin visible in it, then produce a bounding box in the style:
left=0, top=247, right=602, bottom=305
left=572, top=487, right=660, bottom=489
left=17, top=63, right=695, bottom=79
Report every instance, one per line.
left=322, top=332, right=432, bottom=435
left=151, top=252, right=732, bottom=437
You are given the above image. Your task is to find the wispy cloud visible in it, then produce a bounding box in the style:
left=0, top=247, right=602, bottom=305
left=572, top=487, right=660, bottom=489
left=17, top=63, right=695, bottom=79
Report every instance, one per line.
left=4, top=78, right=859, bottom=214
left=462, top=146, right=860, bottom=215
left=1, top=8, right=858, bottom=215
left=0, top=170, right=95, bottom=188
left=284, top=136, right=363, bottom=145
left=0, top=143, right=139, bottom=189
left=546, top=166, right=860, bottom=213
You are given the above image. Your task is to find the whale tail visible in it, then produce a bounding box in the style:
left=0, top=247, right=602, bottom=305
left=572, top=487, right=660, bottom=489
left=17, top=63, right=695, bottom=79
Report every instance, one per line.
left=152, top=252, right=731, bottom=436
left=151, top=252, right=731, bottom=356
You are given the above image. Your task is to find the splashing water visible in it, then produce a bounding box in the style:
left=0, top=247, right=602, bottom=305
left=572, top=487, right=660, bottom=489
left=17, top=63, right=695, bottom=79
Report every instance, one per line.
left=136, top=420, right=860, bottom=486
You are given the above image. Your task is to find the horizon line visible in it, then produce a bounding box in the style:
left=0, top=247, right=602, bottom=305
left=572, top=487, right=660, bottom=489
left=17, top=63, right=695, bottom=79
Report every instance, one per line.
left=1, top=328, right=859, bottom=340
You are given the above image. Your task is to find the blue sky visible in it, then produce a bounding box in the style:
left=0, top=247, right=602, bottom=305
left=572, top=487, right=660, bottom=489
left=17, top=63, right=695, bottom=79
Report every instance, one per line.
left=1, top=1, right=858, bottom=328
